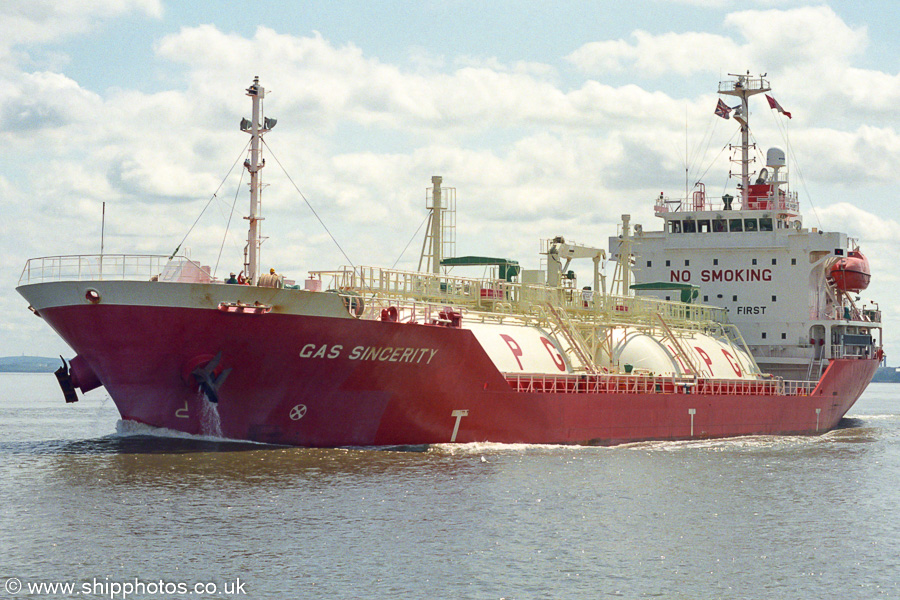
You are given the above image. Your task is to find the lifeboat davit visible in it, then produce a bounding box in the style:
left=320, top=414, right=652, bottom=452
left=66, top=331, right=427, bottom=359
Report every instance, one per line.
left=829, top=250, right=871, bottom=292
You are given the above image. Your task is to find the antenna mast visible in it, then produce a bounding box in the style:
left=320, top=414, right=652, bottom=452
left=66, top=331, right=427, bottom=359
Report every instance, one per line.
left=241, top=77, right=276, bottom=285
left=719, top=72, right=770, bottom=208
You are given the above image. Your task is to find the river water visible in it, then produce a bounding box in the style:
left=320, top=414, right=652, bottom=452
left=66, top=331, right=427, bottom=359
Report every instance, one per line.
left=1, top=373, right=898, bottom=599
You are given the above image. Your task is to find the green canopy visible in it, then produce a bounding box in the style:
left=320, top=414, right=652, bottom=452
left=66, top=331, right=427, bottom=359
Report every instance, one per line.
left=441, top=256, right=521, bottom=281
left=630, top=282, right=700, bottom=304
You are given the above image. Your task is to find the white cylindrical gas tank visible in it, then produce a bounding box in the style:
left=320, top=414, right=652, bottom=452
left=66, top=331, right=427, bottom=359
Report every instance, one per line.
left=602, top=329, right=679, bottom=375
left=466, top=321, right=570, bottom=374
left=599, top=327, right=758, bottom=380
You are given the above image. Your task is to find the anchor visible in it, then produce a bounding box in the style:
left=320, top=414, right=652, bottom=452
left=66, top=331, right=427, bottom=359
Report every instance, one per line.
left=53, top=355, right=103, bottom=403
left=54, top=356, right=79, bottom=403
left=190, top=352, right=232, bottom=404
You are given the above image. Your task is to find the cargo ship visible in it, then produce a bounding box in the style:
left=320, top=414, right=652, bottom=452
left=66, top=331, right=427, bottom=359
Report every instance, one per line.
left=16, top=76, right=881, bottom=447
left=613, top=72, right=883, bottom=383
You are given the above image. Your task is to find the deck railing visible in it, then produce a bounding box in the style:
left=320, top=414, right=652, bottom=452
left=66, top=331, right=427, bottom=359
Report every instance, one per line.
left=309, top=265, right=732, bottom=330
left=830, top=344, right=877, bottom=359
left=18, top=255, right=205, bottom=285
left=504, top=373, right=817, bottom=397
left=654, top=192, right=800, bottom=215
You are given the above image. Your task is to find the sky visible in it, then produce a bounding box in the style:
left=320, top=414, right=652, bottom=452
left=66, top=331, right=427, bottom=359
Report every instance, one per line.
left=2, top=0, right=899, bottom=362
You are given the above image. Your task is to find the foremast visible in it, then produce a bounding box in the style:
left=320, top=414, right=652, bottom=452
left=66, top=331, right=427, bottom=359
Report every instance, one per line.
left=719, top=72, right=770, bottom=208
left=240, top=77, right=276, bottom=285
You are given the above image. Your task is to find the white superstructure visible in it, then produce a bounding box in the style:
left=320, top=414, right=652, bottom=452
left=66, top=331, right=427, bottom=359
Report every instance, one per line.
left=610, top=73, right=882, bottom=381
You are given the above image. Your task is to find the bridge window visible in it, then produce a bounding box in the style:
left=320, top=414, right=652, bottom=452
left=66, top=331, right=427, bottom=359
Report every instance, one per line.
left=713, top=218, right=727, bottom=232
left=683, top=220, right=697, bottom=233
left=669, top=220, right=682, bottom=233
left=744, top=218, right=758, bottom=232
left=729, top=218, right=743, bottom=232
left=760, top=217, right=773, bottom=231
left=698, top=219, right=711, bottom=233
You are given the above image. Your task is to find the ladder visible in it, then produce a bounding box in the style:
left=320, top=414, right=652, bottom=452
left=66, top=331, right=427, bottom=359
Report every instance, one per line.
left=655, top=313, right=706, bottom=377
left=544, top=303, right=596, bottom=373
left=806, top=349, right=827, bottom=382
left=806, top=358, right=825, bottom=381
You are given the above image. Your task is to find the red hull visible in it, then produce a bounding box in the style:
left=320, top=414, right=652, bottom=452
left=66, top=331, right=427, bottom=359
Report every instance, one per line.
left=36, top=301, right=879, bottom=447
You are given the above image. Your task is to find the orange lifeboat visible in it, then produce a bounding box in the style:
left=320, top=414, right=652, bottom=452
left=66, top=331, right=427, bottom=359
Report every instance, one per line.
left=829, top=250, right=871, bottom=292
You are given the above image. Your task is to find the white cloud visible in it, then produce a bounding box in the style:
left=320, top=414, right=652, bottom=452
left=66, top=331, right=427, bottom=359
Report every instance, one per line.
left=815, top=202, right=899, bottom=244
left=153, top=25, right=701, bottom=141
left=0, top=71, right=100, bottom=134
left=566, top=6, right=868, bottom=81
left=0, top=0, right=163, bottom=63
left=724, top=6, right=867, bottom=68
left=567, top=31, right=745, bottom=77
left=795, top=125, right=900, bottom=184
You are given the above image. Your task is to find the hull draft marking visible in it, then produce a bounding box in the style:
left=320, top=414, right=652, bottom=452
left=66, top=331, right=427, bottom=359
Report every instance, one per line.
left=176, top=401, right=189, bottom=419
left=450, top=409, right=469, bottom=442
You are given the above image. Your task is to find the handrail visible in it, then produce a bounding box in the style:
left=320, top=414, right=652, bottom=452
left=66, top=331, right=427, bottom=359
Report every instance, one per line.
left=309, top=264, right=732, bottom=331
left=504, top=372, right=817, bottom=397
left=655, top=192, right=800, bottom=215
left=18, top=254, right=206, bottom=285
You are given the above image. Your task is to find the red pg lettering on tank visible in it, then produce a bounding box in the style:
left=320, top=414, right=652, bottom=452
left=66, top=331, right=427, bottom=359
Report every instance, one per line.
left=541, top=338, right=567, bottom=371
left=694, top=346, right=713, bottom=372
left=500, top=334, right=524, bottom=370
left=721, top=349, right=743, bottom=377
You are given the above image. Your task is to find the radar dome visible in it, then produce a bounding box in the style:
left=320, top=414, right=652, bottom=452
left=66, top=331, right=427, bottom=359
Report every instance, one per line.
left=766, top=148, right=786, bottom=168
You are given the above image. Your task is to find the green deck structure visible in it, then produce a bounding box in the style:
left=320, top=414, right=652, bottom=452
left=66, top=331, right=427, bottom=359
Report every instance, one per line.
left=630, top=282, right=700, bottom=304
left=441, top=256, right=521, bottom=282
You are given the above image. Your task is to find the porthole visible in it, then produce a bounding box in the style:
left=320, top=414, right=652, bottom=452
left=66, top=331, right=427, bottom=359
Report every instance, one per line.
left=85, top=289, right=101, bottom=304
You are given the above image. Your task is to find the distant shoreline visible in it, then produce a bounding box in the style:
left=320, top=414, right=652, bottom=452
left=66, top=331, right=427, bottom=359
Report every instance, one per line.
left=872, top=367, right=900, bottom=383
left=0, top=357, right=59, bottom=373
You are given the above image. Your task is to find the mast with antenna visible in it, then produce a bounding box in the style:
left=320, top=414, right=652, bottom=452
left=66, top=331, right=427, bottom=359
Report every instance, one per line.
left=719, top=71, right=770, bottom=208
left=240, top=77, right=276, bottom=285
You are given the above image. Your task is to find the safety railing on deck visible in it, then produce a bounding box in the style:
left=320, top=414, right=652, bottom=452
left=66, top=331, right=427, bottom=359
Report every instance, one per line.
left=18, top=255, right=205, bottom=285
left=831, top=344, right=878, bottom=359
left=309, top=265, right=731, bottom=329
left=654, top=193, right=799, bottom=214
left=504, top=373, right=817, bottom=397
left=825, top=306, right=882, bottom=323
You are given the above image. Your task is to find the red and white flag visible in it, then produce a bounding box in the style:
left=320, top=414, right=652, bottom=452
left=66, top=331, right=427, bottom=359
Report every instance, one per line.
left=765, top=94, right=792, bottom=119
